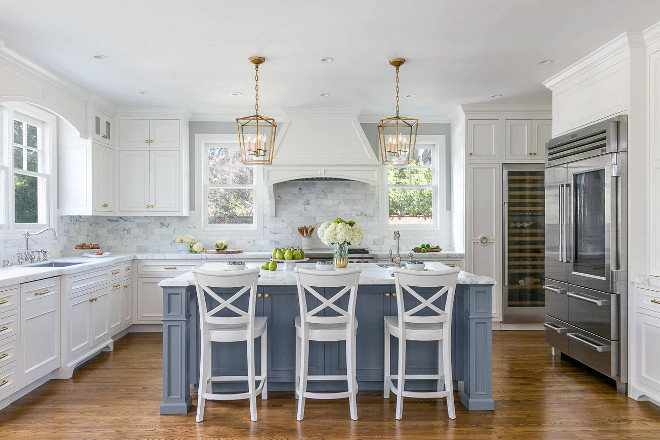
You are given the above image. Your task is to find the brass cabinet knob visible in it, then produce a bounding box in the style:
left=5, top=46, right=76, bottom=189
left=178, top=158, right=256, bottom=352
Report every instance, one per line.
left=111, top=270, right=120, bottom=274
left=528, top=152, right=532, bottom=155
left=124, top=285, right=129, bottom=288
left=257, top=293, right=262, bottom=298
left=0, top=326, right=8, bottom=332
left=145, top=140, right=149, bottom=143
left=264, top=293, right=269, bottom=298
left=385, top=293, right=390, bottom=297
left=145, top=204, right=150, bottom=208
left=113, top=284, right=120, bottom=288
left=0, top=379, right=7, bottom=387
left=0, top=353, right=7, bottom=360
left=468, top=152, right=473, bottom=156
left=102, top=204, right=109, bottom=208
left=392, top=293, right=397, bottom=297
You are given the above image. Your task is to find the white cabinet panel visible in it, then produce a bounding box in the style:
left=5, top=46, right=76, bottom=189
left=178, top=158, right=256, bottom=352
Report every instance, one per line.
left=110, top=284, right=122, bottom=335
left=21, top=294, right=59, bottom=384
left=122, top=282, right=132, bottom=329
left=467, top=120, right=500, bottom=160
left=150, top=120, right=180, bottom=149
left=532, top=120, right=552, bottom=159
left=119, top=119, right=150, bottom=149
left=91, top=290, right=110, bottom=347
left=136, top=278, right=164, bottom=324
left=650, top=49, right=660, bottom=276
left=505, top=120, right=532, bottom=160
left=150, top=151, right=181, bottom=212
left=119, top=150, right=150, bottom=211
left=92, top=142, right=114, bottom=212
left=468, top=164, right=499, bottom=239
left=67, top=294, right=91, bottom=361
left=638, top=311, right=660, bottom=392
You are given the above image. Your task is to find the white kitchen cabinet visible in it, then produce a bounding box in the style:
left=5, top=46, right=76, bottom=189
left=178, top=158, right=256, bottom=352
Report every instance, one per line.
left=119, top=119, right=180, bottom=149
left=150, top=150, right=181, bottom=211
left=66, top=293, right=92, bottom=361
left=92, top=141, right=114, bottom=212
left=466, top=163, right=501, bottom=319
left=650, top=48, right=660, bottom=277
left=119, top=150, right=150, bottom=212
left=630, top=284, right=660, bottom=403
left=505, top=120, right=532, bottom=160
left=109, top=282, right=122, bottom=335
left=637, top=311, right=660, bottom=393
left=91, top=289, right=110, bottom=347
left=136, top=278, right=164, bottom=324
left=467, top=119, right=500, bottom=160
left=92, top=110, right=114, bottom=146
left=122, top=281, right=132, bottom=330
left=532, top=120, right=552, bottom=159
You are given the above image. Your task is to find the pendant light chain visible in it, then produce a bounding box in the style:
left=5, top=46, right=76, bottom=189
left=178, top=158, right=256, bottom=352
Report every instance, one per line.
left=395, top=65, right=400, bottom=117
left=254, top=64, right=259, bottom=115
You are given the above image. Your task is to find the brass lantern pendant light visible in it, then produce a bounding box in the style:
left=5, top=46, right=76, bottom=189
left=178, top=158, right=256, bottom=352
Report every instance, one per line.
left=377, top=58, right=418, bottom=165
left=236, top=56, right=277, bottom=165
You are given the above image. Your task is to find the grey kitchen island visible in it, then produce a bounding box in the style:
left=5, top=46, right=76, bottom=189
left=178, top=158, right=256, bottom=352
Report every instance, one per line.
left=158, top=262, right=495, bottom=414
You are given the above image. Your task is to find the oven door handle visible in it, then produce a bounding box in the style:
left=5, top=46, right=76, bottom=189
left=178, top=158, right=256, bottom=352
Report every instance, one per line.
left=543, top=322, right=567, bottom=334
left=567, top=333, right=611, bottom=352
left=567, top=291, right=610, bottom=306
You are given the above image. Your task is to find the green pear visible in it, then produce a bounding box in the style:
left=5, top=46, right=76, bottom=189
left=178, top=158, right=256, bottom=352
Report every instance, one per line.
left=269, top=261, right=277, bottom=271
left=275, top=249, right=284, bottom=260
left=293, top=249, right=302, bottom=260
left=284, top=249, right=294, bottom=260
left=271, top=249, right=278, bottom=259
left=300, top=249, right=305, bottom=259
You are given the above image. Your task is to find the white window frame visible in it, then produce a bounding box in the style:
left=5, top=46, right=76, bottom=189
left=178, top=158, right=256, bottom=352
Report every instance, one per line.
left=0, top=102, right=57, bottom=235
left=379, top=134, right=448, bottom=235
left=195, top=133, right=263, bottom=235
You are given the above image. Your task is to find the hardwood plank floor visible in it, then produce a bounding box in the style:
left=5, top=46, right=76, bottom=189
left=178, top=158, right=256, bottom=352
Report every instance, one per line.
left=0, top=331, right=658, bottom=439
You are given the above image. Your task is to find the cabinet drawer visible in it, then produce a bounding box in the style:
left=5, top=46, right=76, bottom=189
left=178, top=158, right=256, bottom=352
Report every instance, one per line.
left=638, top=287, right=660, bottom=315
left=567, top=286, right=617, bottom=340
left=69, top=270, right=108, bottom=298
left=0, top=287, right=19, bottom=313
left=544, top=315, right=569, bottom=354
left=21, top=277, right=60, bottom=303
left=567, top=327, right=618, bottom=379
left=0, top=311, right=18, bottom=343
left=0, top=336, right=17, bottom=370
left=0, top=364, right=18, bottom=400
left=137, top=261, right=199, bottom=276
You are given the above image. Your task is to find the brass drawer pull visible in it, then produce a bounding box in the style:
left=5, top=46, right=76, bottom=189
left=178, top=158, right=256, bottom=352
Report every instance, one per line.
left=102, top=203, right=109, bottom=208
left=34, top=290, right=50, bottom=296
left=124, top=285, right=129, bottom=288
left=113, top=284, right=121, bottom=288
left=0, top=353, right=7, bottom=360
left=652, top=299, right=660, bottom=305
left=164, top=267, right=177, bottom=270
left=0, top=379, right=7, bottom=387
left=0, top=300, right=8, bottom=305
left=125, top=267, right=131, bottom=271
left=0, top=326, right=8, bottom=332
left=112, top=270, right=120, bottom=275
left=89, top=297, right=97, bottom=302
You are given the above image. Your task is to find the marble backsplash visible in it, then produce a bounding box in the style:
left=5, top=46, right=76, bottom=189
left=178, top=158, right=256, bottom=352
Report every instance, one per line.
left=1, top=181, right=452, bottom=262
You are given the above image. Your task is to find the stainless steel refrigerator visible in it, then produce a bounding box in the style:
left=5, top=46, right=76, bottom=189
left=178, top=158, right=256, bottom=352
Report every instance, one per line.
left=502, top=163, right=546, bottom=324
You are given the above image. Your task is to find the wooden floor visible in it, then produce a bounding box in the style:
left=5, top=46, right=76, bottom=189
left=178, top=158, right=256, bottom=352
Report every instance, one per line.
left=0, top=332, right=658, bottom=440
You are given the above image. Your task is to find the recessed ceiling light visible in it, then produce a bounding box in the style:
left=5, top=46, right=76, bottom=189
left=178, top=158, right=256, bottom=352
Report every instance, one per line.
left=405, top=94, right=416, bottom=98
left=490, top=94, right=503, bottom=98
left=229, top=91, right=242, bottom=96
left=93, top=55, right=107, bottom=60
left=139, top=91, right=149, bottom=94
left=538, top=59, right=554, bottom=65
left=320, top=93, right=330, bottom=97
left=320, top=57, right=334, bottom=63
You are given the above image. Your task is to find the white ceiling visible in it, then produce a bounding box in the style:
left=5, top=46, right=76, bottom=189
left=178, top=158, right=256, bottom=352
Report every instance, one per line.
left=1, top=0, right=659, bottom=118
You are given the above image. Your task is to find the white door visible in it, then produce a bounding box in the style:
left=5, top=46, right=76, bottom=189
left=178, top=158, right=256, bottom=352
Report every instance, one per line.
left=149, top=120, right=180, bottom=149
left=21, top=295, right=60, bottom=383
left=150, top=151, right=181, bottom=212
left=531, top=120, right=552, bottom=159
left=505, top=120, right=532, bottom=160
left=91, top=289, right=110, bottom=347
left=110, top=284, right=122, bottom=335
left=119, top=119, right=150, bottom=149
left=122, top=281, right=132, bottom=330
left=93, top=142, right=114, bottom=212
left=467, top=120, right=500, bottom=160
left=467, top=163, right=501, bottom=319
left=119, top=150, right=150, bottom=212
left=136, top=278, right=164, bottom=323
left=67, top=294, right=92, bottom=360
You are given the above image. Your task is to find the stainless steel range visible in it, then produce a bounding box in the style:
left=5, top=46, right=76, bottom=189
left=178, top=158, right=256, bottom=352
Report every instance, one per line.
left=304, top=248, right=374, bottom=264
left=543, top=115, right=627, bottom=393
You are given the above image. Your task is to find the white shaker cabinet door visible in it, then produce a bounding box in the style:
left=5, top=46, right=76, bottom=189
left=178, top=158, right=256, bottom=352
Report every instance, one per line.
left=122, top=282, right=132, bottom=330
left=119, top=150, right=150, bottom=212
left=21, top=295, right=60, bottom=384
left=67, top=294, right=91, bottom=361
left=92, top=142, right=114, bottom=212
left=136, top=278, right=164, bottom=324
left=150, top=151, right=181, bottom=212
left=531, top=120, right=552, bottom=160
left=149, top=120, right=180, bottom=149
left=505, top=120, right=532, bottom=160
left=91, top=289, right=110, bottom=347
left=466, top=163, right=501, bottom=319
left=109, top=284, right=122, bottom=335
left=467, top=120, right=500, bottom=160
left=118, top=119, right=150, bottom=149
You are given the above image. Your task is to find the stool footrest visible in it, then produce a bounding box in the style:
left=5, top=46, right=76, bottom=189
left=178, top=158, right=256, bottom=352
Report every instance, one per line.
left=305, top=374, right=348, bottom=382
left=302, top=391, right=352, bottom=400
left=210, top=375, right=266, bottom=382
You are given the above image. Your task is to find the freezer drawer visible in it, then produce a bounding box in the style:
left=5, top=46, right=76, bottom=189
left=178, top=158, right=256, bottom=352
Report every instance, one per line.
left=544, top=316, right=569, bottom=354
left=567, top=327, right=618, bottom=379
left=544, top=279, right=568, bottom=322
left=567, top=285, right=618, bottom=340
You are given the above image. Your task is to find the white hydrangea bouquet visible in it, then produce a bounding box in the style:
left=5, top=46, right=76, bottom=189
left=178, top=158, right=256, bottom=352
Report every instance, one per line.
left=317, top=218, right=363, bottom=268
left=174, top=235, right=197, bottom=253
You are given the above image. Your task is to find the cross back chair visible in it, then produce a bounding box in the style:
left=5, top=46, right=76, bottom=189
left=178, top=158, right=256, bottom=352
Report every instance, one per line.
left=294, top=267, right=361, bottom=421
left=193, top=266, right=267, bottom=422
left=384, top=266, right=460, bottom=420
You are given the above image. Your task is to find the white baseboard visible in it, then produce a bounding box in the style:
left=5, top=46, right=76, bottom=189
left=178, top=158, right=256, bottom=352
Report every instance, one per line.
left=128, top=324, right=163, bottom=333
left=498, top=323, right=544, bottom=331
left=0, top=371, right=56, bottom=411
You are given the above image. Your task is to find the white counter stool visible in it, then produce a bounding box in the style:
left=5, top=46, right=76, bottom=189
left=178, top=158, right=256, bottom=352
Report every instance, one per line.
left=294, top=267, right=361, bottom=421
left=384, top=266, right=460, bottom=420
left=192, top=267, right=267, bottom=422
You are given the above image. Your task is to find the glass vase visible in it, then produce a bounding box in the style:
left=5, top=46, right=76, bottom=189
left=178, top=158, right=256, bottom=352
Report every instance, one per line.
left=333, top=242, right=349, bottom=268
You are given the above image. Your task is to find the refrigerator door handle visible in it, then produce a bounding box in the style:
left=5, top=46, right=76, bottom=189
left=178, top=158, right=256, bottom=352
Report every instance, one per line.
left=559, top=184, right=564, bottom=262
left=564, top=183, right=573, bottom=264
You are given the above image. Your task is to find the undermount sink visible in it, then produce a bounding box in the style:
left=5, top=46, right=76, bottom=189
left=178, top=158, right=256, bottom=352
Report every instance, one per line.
left=28, top=261, right=84, bottom=268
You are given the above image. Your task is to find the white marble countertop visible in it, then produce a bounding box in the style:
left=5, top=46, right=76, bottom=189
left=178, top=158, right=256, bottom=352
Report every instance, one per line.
left=631, top=275, right=660, bottom=289
left=158, top=262, right=495, bottom=288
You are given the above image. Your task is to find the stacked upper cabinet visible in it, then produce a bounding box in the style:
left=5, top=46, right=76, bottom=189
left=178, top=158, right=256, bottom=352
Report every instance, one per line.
left=455, top=106, right=551, bottom=323
left=117, top=113, right=189, bottom=216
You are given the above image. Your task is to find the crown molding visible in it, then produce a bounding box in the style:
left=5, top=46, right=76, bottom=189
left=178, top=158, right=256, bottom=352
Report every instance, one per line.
left=644, top=21, right=660, bottom=46
left=0, top=39, right=90, bottom=102
left=459, top=103, right=551, bottom=115
left=116, top=106, right=192, bottom=120
left=543, top=32, right=643, bottom=90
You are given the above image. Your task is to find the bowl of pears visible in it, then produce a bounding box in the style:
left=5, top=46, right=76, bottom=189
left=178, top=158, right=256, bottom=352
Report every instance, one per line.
left=267, top=247, right=308, bottom=271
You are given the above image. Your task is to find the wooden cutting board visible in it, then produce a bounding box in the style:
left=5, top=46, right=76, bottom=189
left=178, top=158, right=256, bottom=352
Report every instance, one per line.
left=205, top=249, right=243, bottom=254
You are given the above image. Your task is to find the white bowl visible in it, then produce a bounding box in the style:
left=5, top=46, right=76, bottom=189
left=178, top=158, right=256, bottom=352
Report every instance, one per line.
left=226, top=261, right=246, bottom=271
left=316, top=261, right=334, bottom=271
left=406, top=261, right=425, bottom=271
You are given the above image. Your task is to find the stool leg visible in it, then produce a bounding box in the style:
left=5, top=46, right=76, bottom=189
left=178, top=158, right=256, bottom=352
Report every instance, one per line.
left=443, top=333, right=456, bottom=419
left=196, top=339, right=209, bottom=422
left=437, top=339, right=444, bottom=392
left=297, top=331, right=309, bottom=421
left=261, top=328, right=268, bottom=400
left=247, top=337, right=257, bottom=422
left=295, top=331, right=300, bottom=400
left=346, top=332, right=357, bottom=420
left=395, top=337, right=406, bottom=420
left=383, top=326, right=390, bottom=398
